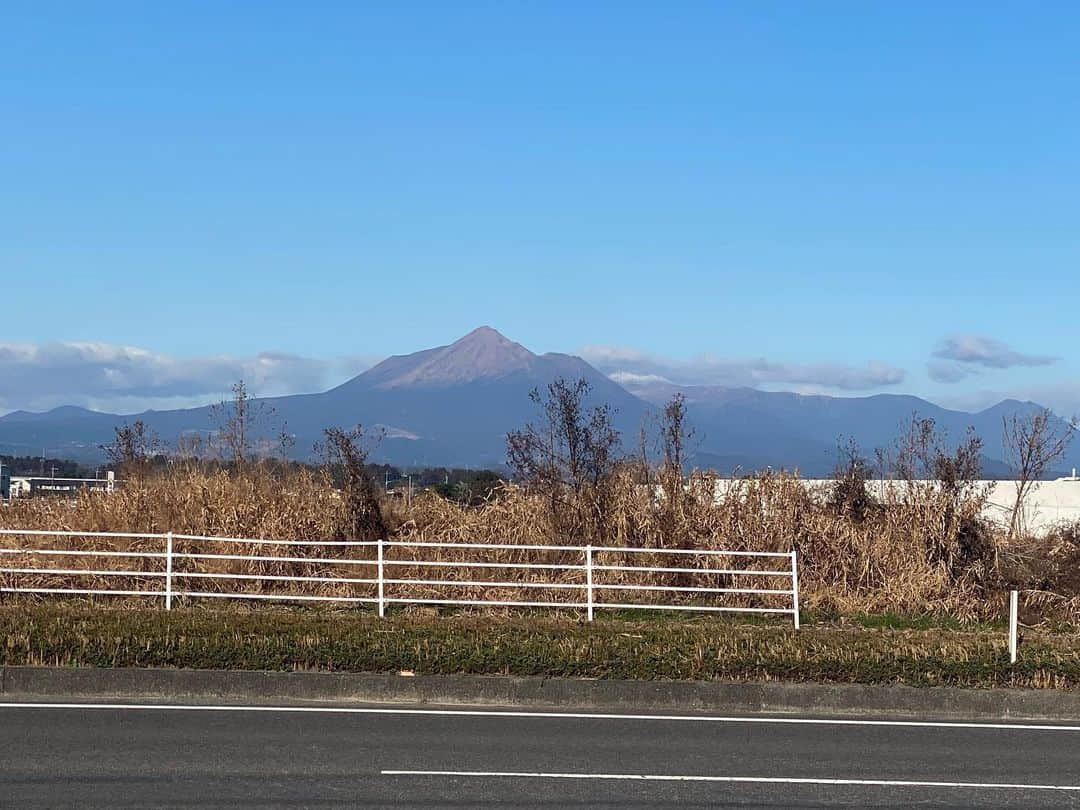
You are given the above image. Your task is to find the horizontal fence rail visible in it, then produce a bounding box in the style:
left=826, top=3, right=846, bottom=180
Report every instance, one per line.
left=0, top=529, right=800, bottom=628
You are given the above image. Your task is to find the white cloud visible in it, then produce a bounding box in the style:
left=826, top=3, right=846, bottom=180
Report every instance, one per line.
left=926, top=360, right=978, bottom=384
left=933, top=334, right=1056, bottom=371
left=607, top=371, right=673, bottom=387
left=580, top=345, right=906, bottom=392
left=0, top=342, right=368, bottom=413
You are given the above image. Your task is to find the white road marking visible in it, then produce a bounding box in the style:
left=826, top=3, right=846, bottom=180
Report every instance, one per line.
left=381, top=770, right=1080, bottom=792
left=0, top=701, right=1079, bottom=732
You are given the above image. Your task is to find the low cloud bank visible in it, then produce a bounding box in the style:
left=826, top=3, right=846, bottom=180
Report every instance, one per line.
left=0, top=342, right=374, bottom=413
left=580, top=345, right=906, bottom=392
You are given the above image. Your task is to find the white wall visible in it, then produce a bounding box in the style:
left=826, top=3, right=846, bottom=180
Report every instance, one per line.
left=710, top=477, right=1080, bottom=534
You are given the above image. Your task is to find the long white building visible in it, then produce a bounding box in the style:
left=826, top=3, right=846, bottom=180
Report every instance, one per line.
left=711, top=473, right=1080, bottom=534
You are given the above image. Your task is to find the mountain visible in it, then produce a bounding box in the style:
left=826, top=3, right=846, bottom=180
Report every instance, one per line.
left=355, top=326, right=538, bottom=388
left=0, top=326, right=1075, bottom=475
left=622, top=380, right=1080, bottom=476
left=0, top=327, right=646, bottom=469
left=0, top=406, right=124, bottom=458
left=281, top=326, right=648, bottom=466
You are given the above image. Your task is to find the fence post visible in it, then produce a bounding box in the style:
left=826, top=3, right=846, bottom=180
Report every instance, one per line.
left=586, top=545, right=594, bottom=622
left=377, top=537, right=385, bottom=618
left=165, top=532, right=174, bottom=611
left=790, top=550, right=800, bottom=631
left=1009, top=589, right=1018, bottom=664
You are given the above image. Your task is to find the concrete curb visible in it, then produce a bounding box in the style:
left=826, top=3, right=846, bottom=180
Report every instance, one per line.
left=3, top=666, right=1080, bottom=720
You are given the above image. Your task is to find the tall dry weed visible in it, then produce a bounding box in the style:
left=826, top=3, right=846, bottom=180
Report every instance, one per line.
left=0, top=465, right=1014, bottom=618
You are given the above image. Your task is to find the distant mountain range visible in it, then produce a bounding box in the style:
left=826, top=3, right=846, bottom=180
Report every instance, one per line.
left=1, top=326, right=1075, bottom=476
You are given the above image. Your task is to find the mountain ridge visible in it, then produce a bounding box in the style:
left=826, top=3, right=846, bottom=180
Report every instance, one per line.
left=1, top=327, right=1075, bottom=474
left=351, top=326, right=539, bottom=389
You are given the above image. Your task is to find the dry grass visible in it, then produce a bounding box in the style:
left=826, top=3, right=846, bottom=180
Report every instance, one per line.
left=1002, top=520, right=1080, bottom=624
left=398, top=471, right=1004, bottom=619
left=1, top=464, right=1073, bottom=621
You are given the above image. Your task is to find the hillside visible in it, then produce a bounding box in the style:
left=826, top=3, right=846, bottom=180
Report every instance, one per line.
left=0, top=327, right=1074, bottom=475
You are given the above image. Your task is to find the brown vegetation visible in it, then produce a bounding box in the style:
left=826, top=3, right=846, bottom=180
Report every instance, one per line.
left=0, top=458, right=1061, bottom=621
left=2, top=382, right=1077, bottom=623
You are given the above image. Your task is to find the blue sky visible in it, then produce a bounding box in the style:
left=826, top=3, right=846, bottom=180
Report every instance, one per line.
left=2, top=2, right=1078, bottom=415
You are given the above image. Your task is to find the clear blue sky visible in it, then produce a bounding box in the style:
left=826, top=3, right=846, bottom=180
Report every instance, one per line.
left=2, top=2, right=1078, bottom=415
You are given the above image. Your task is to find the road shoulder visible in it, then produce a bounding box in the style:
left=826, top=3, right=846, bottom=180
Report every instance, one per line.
left=4, top=665, right=1080, bottom=721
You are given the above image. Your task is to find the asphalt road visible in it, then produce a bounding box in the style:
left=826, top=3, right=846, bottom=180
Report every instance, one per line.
left=1, top=701, right=1079, bottom=809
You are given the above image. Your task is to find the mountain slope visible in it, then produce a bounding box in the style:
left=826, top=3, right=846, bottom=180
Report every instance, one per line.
left=354, top=326, right=537, bottom=388
left=0, top=327, right=1073, bottom=475
left=0, top=327, right=647, bottom=468
left=312, top=327, right=647, bottom=466
left=624, top=381, right=1080, bottom=475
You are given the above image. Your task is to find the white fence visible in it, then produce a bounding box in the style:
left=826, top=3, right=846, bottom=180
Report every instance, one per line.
left=0, top=529, right=800, bottom=628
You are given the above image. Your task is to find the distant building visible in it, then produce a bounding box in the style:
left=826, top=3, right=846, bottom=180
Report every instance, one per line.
left=6, top=471, right=115, bottom=499
left=0, top=464, right=10, bottom=500
left=708, top=476, right=1080, bottom=535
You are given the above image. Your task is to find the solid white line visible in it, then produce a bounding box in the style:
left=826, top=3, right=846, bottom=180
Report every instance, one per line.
left=380, top=770, right=1080, bottom=792
left=0, top=702, right=1079, bottom=732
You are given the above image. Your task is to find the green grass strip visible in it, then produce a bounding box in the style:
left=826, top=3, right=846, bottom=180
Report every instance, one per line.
left=1, top=603, right=1077, bottom=689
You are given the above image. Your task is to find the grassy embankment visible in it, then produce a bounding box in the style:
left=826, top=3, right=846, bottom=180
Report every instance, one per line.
left=3, top=603, right=1078, bottom=689
left=3, top=459, right=1079, bottom=687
